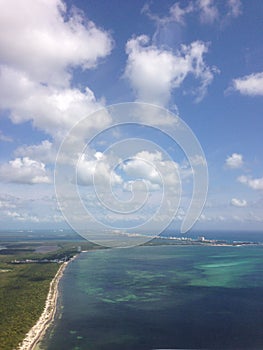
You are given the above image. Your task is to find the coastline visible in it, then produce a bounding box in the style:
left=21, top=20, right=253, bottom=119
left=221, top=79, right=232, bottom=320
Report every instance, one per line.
left=17, top=256, right=77, bottom=350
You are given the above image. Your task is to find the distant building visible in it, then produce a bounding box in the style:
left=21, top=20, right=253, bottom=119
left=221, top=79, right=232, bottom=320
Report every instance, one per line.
left=198, top=236, right=205, bottom=242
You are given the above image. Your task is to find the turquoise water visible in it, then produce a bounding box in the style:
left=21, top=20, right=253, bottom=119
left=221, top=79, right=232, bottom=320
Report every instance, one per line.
left=42, top=245, right=263, bottom=349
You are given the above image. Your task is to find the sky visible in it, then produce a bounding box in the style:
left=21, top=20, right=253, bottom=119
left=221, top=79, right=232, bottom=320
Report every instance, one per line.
left=0, top=0, right=263, bottom=235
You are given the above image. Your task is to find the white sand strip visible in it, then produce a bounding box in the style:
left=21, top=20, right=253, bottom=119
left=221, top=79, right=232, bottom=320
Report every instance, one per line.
left=16, top=258, right=72, bottom=350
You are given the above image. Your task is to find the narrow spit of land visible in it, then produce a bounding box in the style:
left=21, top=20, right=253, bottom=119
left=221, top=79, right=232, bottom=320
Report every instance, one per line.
left=17, top=261, right=68, bottom=350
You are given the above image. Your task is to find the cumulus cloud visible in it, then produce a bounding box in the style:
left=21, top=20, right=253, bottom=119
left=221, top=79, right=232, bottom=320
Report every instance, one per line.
left=125, top=35, right=217, bottom=105
left=238, top=175, right=263, bottom=190
left=231, top=72, right=263, bottom=96
left=0, top=157, right=51, bottom=184
left=0, top=66, right=110, bottom=139
left=122, top=152, right=162, bottom=185
left=0, top=0, right=113, bottom=86
left=231, top=198, right=247, bottom=207
left=75, top=149, right=185, bottom=207
left=15, top=140, right=55, bottom=163
left=123, top=180, right=160, bottom=192
left=121, top=150, right=181, bottom=189
left=0, top=0, right=113, bottom=140
left=76, top=152, right=122, bottom=187
left=225, top=153, right=244, bottom=169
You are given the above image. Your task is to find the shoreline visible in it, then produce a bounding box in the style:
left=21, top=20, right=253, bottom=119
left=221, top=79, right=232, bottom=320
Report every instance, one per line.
left=17, top=256, right=77, bottom=350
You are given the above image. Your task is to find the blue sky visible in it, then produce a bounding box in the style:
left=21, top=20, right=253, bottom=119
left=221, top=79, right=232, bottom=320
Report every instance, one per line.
left=0, top=0, right=263, bottom=233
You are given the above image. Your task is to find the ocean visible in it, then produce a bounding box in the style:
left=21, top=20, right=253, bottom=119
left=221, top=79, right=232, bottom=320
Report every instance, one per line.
left=41, top=241, right=263, bottom=350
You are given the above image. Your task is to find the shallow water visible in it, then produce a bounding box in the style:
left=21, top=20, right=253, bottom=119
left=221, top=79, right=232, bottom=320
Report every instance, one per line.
left=42, top=245, right=263, bottom=349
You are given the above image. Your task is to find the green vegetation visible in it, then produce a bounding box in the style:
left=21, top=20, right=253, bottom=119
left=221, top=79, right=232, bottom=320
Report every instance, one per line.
left=0, top=263, right=59, bottom=349
left=0, top=240, right=101, bottom=350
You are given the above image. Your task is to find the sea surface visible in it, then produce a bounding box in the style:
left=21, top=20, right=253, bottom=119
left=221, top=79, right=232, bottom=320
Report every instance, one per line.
left=41, top=243, right=263, bottom=350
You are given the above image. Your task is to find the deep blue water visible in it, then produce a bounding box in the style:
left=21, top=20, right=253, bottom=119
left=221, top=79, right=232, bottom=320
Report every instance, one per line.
left=41, top=244, right=263, bottom=350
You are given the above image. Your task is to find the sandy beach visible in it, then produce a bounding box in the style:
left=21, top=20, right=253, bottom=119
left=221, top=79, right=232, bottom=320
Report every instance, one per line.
left=16, top=258, right=74, bottom=350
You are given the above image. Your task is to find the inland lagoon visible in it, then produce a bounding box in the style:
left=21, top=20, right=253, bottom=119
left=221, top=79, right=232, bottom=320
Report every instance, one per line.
left=40, top=244, right=263, bottom=349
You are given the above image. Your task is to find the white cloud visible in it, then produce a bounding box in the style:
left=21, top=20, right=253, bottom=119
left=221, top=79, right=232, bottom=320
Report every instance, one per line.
left=122, top=151, right=162, bottom=185
left=123, top=180, right=160, bottom=192
left=0, top=191, right=67, bottom=225
left=231, top=72, right=263, bottom=96
left=197, top=0, right=219, bottom=24
left=0, top=0, right=113, bottom=140
left=225, top=153, right=244, bottom=169
left=125, top=35, right=217, bottom=106
left=169, top=2, right=194, bottom=24
left=0, top=157, right=51, bottom=184
left=0, top=66, right=109, bottom=139
left=15, top=140, right=54, bottom=163
left=77, top=152, right=122, bottom=187
left=143, top=1, right=241, bottom=28
left=0, top=131, right=12, bottom=142
left=0, top=194, right=20, bottom=210
left=5, top=210, right=20, bottom=218
left=142, top=2, right=194, bottom=26
left=231, top=198, right=247, bottom=207
left=238, top=175, right=263, bottom=190
left=189, top=154, right=207, bottom=166
left=4, top=210, right=46, bottom=223
left=227, top=0, right=242, bottom=18
left=0, top=0, right=113, bottom=86
left=121, top=150, right=181, bottom=188
left=0, top=200, right=16, bottom=209
left=198, top=213, right=212, bottom=221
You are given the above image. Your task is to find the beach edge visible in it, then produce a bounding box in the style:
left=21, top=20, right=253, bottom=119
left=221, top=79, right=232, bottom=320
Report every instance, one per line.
left=16, top=256, right=77, bottom=350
